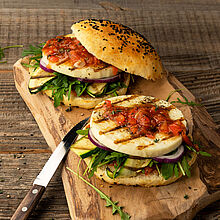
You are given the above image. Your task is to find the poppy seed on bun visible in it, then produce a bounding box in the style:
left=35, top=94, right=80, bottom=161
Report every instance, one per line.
left=71, top=19, right=164, bottom=80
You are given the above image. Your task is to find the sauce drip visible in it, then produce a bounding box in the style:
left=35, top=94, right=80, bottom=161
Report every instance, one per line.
left=42, top=36, right=103, bottom=67
left=102, top=100, right=186, bottom=139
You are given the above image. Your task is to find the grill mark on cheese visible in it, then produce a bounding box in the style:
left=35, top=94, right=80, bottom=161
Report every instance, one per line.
left=114, top=134, right=146, bottom=144
left=99, top=125, right=127, bottom=134
left=95, top=96, right=158, bottom=111
left=137, top=135, right=178, bottom=150
left=93, top=117, right=110, bottom=123
left=111, top=95, right=138, bottom=105
left=31, top=75, right=55, bottom=79
left=56, top=57, right=70, bottom=65
left=94, top=64, right=109, bottom=72
left=95, top=95, right=138, bottom=110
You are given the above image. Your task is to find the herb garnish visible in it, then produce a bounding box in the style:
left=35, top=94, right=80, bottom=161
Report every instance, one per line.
left=170, top=96, right=201, bottom=107
left=0, top=44, right=23, bottom=63
left=66, top=167, right=131, bottom=220
left=84, top=148, right=128, bottom=179
left=184, top=194, right=189, bottom=199
left=166, top=89, right=201, bottom=107
left=185, top=144, right=211, bottom=157
left=21, top=44, right=44, bottom=70
left=22, top=44, right=44, bottom=57
left=76, top=128, right=89, bottom=136
left=154, top=138, right=160, bottom=143
left=166, top=89, right=183, bottom=102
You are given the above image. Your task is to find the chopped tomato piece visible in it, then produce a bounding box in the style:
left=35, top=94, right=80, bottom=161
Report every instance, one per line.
left=48, top=56, right=59, bottom=63
left=168, top=121, right=184, bottom=136
left=159, top=121, right=169, bottom=133
left=145, top=131, right=155, bottom=139
left=128, top=117, right=137, bottom=125
left=102, top=102, right=188, bottom=140
left=112, top=66, right=118, bottom=75
left=153, top=113, right=166, bottom=123
left=182, top=132, right=193, bottom=147
left=104, top=100, right=112, bottom=108
left=42, top=36, right=103, bottom=67
left=116, top=114, right=125, bottom=125
left=138, top=115, right=150, bottom=127
left=144, top=167, right=154, bottom=176
left=130, top=125, right=138, bottom=134
left=194, top=144, right=200, bottom=152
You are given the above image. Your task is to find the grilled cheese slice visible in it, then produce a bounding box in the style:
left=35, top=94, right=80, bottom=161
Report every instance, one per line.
left=41, top=34, right=120, bottom=79
left=90, top=95, right=186, bottom=157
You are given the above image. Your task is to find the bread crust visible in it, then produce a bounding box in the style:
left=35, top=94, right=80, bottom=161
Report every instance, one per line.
left=71, top=19, right=164, bottom=80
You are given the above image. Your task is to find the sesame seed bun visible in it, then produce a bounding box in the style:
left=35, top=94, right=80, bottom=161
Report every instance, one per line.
left=71, top=19, right=164, bottom=80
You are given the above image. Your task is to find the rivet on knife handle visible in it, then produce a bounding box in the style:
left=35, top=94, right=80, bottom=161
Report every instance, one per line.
left=11, top=184, right=45, bottom=220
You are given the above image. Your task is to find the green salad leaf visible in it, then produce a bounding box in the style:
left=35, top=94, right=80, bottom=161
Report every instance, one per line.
left=0, top=44, right=23, bottom=63
left=76, top=128, right=89, bottom=136
left=161, top=163, right=174, bottom=180
left=66, top=167, right=131, bottom=220
left=22, top=44, right=44, bottom=57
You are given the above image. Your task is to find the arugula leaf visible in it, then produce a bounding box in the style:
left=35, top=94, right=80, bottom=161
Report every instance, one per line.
left=22, top=44, right=44, bottom=57
left=76, top=128, right=89, bottom=136
left=81, top=147, right=128, bottom=179
left=166, top=89, right=183, bottom=102
left=75, top=82, right=88, bottom=96
left=88, top=150, right=109, bottom=178
left=177, top=161, right=185, bottom=176
left=112, top=156, right=127, bottom=179
left=199, top=151, right=211, bottom=157
left=174, top=164, right=179, bottom=177
left=155, top=164, right=161, bottom=176
left=170, top=96, right=201, bottom=107
left=40, top=73, right=80, bottom=107
left=181, top=156, right=191, bottom=177
left=66, top=167, right=131, bottom=220
left=21, top=62, right=40, bottom=69
left=161, top=163, right=174, bottom=180
left=185, top=144, right=211, bottom=157
left=0, top=44, right=23, bottom=63
left=166, top=89, right=201, bottom=107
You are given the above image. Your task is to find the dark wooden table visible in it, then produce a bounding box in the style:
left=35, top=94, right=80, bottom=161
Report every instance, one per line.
left=0, top=1, right=219, bottom=219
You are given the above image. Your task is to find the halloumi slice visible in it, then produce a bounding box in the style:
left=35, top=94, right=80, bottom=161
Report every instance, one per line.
left=90, top=95, right=186, bottom=157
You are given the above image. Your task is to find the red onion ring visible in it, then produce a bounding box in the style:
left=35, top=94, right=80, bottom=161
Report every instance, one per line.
left=40, top=59, right=54, bottom=73
left=88, top=129, right=113, bottom=151
left=153, top=145, right=184, bottom=163
left=76, top=74, right=121, bottom=83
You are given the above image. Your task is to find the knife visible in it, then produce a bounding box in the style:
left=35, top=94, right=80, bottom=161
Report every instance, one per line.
left=11, top=117, right=89, bottom=220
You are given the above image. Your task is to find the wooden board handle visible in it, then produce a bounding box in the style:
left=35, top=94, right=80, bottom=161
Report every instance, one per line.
left=11, top=184, right=45, bottom=220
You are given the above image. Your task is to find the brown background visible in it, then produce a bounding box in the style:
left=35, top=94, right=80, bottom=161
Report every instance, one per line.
left=0, top=0, right=219, bottom=219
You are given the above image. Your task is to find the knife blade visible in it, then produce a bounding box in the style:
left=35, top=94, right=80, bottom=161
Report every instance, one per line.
left=11, top=117, right=89, bottom=220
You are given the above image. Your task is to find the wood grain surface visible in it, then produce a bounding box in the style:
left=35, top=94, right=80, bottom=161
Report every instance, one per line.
left=13, top=58, right=220, bottom=219
left=0, top=0, right=220, bottom=219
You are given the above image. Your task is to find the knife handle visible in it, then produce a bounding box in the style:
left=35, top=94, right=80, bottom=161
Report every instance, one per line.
left=11, top=184, right=45, bottom=220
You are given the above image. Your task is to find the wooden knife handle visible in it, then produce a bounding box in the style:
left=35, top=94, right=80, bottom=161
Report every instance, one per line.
left=11, top=184, right=45, bottom=220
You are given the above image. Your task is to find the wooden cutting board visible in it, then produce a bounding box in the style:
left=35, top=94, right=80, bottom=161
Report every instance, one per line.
left=13, top=59, right=220, bottom=220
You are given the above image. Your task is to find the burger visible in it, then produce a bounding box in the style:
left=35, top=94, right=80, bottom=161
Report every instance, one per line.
left=71, top=95, right=198, bottom=187
left=26, top=19, right=163, bottom=109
